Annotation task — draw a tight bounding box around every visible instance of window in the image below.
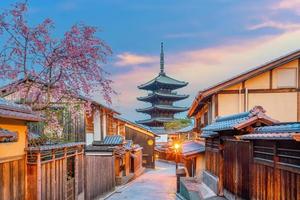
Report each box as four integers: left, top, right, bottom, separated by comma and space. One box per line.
276, 68, 297, 88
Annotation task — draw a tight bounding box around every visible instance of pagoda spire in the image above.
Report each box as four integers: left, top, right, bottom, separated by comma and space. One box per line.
160, 42, 165, 75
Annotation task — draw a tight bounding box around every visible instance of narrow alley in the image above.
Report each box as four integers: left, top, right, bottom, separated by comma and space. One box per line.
106, 161, 178, 200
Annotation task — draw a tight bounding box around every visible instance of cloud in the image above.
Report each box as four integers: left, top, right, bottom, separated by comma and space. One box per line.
114, 52, 157, 67
247, 20, 300, 31
94, 29, 300, 121
273, 0, 300, 14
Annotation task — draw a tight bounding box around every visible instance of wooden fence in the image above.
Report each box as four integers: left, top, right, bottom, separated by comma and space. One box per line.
250, 140, 300, 200
0, 156, 25, 200
84, 155, 115, 200
26, 143, 84, 200
223, 140, 250, 199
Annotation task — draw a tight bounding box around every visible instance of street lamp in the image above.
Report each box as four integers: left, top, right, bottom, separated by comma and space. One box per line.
174, 143, 180, 170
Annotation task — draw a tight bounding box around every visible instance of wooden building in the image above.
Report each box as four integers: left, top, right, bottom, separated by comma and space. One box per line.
188, 50, 300, 133
181, 141, 205, 178
0, 98, 42, 200
26, 142, 85, 200
200, 106, 300, 200
116, 117, 158, 169
85, 101, 121, 145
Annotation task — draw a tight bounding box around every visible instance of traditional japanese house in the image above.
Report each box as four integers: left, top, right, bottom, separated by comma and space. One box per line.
116, 116, 158, 168
84, 99, 121, 145
181, 141, 206, 178
201, 106, 277, 198
136, 43, 189, 139
188, 50, 300, 135
0, 98, 42, 200
239, 123, 300, 200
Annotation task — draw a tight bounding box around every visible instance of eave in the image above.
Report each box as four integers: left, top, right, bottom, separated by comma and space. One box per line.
188, 49, 300, 117
136, 105, 189, 113
137, 92, 189, 102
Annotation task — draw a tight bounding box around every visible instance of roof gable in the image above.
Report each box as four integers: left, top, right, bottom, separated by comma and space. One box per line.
188, 49, 300, 117
201, 106, 278, 138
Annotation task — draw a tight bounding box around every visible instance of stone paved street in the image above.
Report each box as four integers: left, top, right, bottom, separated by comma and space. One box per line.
105, 161, 178, 200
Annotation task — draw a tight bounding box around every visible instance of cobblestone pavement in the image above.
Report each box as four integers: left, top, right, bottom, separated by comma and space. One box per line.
105, 161, 178, 200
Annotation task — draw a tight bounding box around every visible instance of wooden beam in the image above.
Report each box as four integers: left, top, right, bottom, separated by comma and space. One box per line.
74, 150, 79, 200
215, 94, 218, 118
219, 88, 299, 94
270, 69, 273, 89
37, 152, 41, 200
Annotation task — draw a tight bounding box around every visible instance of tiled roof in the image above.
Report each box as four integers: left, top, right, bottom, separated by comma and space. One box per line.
0, 98, 42, 121
136, 117, 174, 125
182, 141, 205, 157
201, 106, 277, 138
240, 122, 300, 140
137, 92, 189, 102
202, 111, 250, 132
136, 104, 188, 113
103, 135, 124, 145
26, 142, 85, 151
138, 74, 188, 90
254, 122, 300, 133
114, 116, 158, 137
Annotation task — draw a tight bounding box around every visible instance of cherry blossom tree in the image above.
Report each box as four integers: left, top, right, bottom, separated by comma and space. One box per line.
0, 2, 114, 141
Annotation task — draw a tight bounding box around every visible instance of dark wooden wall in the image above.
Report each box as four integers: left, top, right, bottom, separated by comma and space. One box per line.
224, 140, 250, 199
205, 138, 220, 176
250, 140, 300, 200
0, 157, 25, 200
84, 155, 115, 200
125, 127, 155, 168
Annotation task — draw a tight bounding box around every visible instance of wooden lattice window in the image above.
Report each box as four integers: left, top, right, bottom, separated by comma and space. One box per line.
277, 141, 300, 171
253, 140, 274, 165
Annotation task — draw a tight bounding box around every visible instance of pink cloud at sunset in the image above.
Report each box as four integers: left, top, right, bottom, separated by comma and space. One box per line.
275, 0, 300, 13
115, 52, 156, 67
98, 28, 300, 121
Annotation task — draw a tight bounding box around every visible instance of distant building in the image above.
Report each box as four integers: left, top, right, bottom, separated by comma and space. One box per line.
137, 43, 189, 136
188, 50, 300, 135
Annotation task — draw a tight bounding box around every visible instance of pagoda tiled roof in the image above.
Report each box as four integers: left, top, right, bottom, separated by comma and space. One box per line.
138, 74, 188, 90
136, 117, 174, 125
136, 104, 188, 113
137, 92, 189, 102
240, 122, 300, 140
201, 106, 278, 138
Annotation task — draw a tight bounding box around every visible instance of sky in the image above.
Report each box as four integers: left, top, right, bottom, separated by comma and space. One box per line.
1, 0, 300, 121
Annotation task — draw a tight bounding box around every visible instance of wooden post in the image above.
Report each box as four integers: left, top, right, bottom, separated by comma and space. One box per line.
51, 150, 56, 200
218, 143, 224, 196
63, 148, 67, 200
273, 142, 280, 200
74, 149, 79, 200
36, 152, 41, 200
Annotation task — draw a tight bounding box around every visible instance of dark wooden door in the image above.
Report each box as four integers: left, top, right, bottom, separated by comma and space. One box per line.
224, 140, 250, 199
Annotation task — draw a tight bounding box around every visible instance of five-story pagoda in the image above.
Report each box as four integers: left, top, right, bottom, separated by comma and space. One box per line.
136, 43, 189, 132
